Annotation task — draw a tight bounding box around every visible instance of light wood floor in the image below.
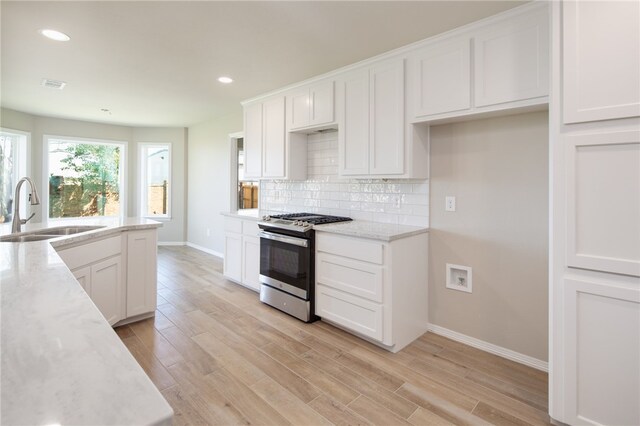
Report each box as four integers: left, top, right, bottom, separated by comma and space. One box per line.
115, 246, 550, 426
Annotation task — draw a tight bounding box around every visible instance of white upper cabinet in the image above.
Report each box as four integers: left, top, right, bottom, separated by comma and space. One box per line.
288, 90, 310, 130
338, 69, 370, 176
287, 80, 335, 131
563, 0, 640, 123
409, 36, 471, 117
262, 97, 286, 178
338, 59, 406, 177
370, 59, 405, 175
474, 6, 549, 108
243, 96, 306, 180
408, 3, 549, 122
243, 102, 263, 179
310, 81, 335, 125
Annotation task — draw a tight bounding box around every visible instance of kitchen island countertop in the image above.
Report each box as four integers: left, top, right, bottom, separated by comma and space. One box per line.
0, 217, 173, 426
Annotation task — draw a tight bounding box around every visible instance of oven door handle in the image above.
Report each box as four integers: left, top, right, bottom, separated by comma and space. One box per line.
258, 231, 309, 248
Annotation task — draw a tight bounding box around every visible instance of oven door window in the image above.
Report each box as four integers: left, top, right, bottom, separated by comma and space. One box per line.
260, 236, 310, 298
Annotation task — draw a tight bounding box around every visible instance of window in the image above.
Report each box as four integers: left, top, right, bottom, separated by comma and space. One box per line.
45, 136, 126, 218
236, 137, 259, 210
0, 128, 29, 223
139, 143, 170, 218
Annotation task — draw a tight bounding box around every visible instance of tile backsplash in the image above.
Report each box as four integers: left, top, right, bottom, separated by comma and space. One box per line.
259, 131, 429, 227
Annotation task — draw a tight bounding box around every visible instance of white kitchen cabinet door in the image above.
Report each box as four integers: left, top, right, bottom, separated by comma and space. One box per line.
565, 130, 640, 277
262, 97, 286, 178
126, 229, 158, 317
563, 1, 640, 123
338, 69, 370, 176
310, 81, 334, 126
72, 266, 91, 293
474, 7, 549, 108
411, 37, 471, 117
243, 102, 263, 179
562, 279, 640, 426
316, 285, 383, 342
224, 233, 242, 283
90, 256, 124, 326
369, 58, 405, 175
242, 235, 261, 291
288, 90, 310, 130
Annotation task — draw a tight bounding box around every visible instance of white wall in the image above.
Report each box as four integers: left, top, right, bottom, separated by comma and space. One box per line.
429, 111, 549, 361
0, 108, 187, 243
187, 109, 242, 255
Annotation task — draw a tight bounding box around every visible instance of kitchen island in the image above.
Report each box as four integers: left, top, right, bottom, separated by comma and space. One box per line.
0, 218, 173, 426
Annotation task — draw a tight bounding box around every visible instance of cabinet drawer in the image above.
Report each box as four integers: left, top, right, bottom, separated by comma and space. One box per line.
316, 252, 383, 302
225, 217, 243, 233
242, 220, 260, 237
316, 285, 383, 341
316, 232, 383, 264
57, 235, 121, 271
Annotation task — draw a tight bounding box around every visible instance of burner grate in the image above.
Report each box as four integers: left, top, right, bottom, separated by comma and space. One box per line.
270, 212, 352, 225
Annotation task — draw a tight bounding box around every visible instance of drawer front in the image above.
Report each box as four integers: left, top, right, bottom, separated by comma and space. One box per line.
316, 285, 383, 341
224, 217, 243, 233
316, 252, 383, 302
242, 220, 260, 237
57, 235, 122, 271
316, 232, 383, 265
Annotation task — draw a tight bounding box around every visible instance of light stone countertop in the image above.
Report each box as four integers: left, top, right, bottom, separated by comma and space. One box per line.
220, 209, 260, 221
0, 217, 173, 426
313, 220, 429, 242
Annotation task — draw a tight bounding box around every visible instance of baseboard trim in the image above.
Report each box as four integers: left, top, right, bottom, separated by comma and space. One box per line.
157, 241, 186, 246
427, 323, 548, 372
185, 242, 224, 259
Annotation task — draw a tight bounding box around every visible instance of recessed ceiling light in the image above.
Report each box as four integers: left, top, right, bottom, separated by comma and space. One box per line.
39, 29, 70, 42
218, 76, 233, 84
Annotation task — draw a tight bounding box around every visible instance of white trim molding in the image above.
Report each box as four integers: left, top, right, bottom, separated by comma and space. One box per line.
427, 323, 548, 372
185, 242, 224, 259
157, 241, 185, 246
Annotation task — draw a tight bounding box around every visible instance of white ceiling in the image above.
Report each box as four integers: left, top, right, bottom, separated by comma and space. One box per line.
1, 1, 525, 128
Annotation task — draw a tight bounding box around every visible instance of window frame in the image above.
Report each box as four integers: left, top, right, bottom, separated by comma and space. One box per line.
229, 131, 259, 213
43, 134, 127, 220
0, 127, 31, 219
138, 142, 172, 219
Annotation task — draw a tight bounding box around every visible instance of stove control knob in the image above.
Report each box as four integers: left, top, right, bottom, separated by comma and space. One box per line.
302, 221, 310, 227
262, 215, 271, 221
295, 220, 302, 226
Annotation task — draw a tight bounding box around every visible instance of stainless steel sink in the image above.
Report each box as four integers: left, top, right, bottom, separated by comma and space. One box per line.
1, 225, 106, 242
33, 226, 105, 235
0, 234, 60, 243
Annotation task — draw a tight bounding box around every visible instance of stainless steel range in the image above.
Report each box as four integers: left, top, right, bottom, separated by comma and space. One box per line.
257, 213, 352, 322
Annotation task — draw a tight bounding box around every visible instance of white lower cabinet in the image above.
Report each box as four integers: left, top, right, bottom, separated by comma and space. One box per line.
315, 231, 429, 352
126, 230, 158, 317
71, 259, 124, 326
223, 233, 243, 282
242, 235, 261, 291
90, 256, 124, 325
56, 228, 158, 326
223, 217, 261, 291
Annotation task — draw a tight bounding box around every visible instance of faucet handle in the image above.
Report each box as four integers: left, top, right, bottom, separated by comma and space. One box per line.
20, 213, 36, 225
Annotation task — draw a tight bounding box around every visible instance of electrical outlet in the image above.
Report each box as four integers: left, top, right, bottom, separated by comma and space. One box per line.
445, 196, 456, 212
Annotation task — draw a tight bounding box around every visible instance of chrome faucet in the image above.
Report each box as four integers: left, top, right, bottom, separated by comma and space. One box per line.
12, 177, 41, 233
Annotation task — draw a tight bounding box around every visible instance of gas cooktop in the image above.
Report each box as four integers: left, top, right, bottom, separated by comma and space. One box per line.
258, 212, 352, 233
